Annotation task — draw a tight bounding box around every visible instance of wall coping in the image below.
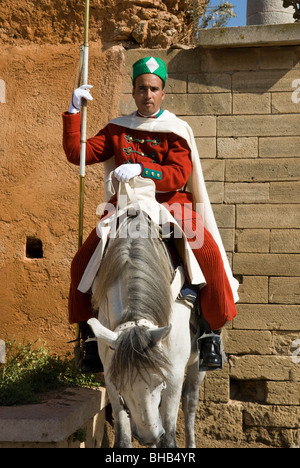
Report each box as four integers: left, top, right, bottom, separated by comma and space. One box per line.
0, 387, 107, 443
197, 23, 300, 49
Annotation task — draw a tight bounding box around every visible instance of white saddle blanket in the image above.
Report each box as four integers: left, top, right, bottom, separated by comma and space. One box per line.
77, 176, 206, 295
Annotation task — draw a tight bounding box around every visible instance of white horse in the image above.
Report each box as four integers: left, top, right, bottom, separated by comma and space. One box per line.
88, 184, 206, 448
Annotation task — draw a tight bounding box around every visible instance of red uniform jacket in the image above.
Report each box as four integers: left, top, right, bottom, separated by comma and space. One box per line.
62, 112, 194, 211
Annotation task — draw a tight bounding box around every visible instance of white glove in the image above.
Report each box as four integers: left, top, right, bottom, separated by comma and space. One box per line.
68, 84, 93, 114
114, 164, 142, 183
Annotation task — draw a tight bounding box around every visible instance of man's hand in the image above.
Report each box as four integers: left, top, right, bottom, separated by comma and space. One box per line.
114, 164, 142, 183
68, 85, 93, 114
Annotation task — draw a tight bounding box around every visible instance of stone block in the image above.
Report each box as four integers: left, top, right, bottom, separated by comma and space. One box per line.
166, 74, 187, 94
269, 277, 300, 304
212, 204, 235, 228
217, 137, 258, 159
195, 402, 244, 443
236, 205, 300, 229
165, 93, 231, 116
235, 229, 270, 253
219, 228, 235, 252
270, 229, 300, 253
266, 382, 300, 405
243, 404, 300, 429
225, 159, 300, 182
182, 116, 216, 137
206, 182, 224, 203
203, 367, 230, 403
190, 93, 231, 116
200, 47, 260, 72
197, 24, 300, 49
232, 69, 300, 93
188, 73, 231, 93
272, 92, 300, 114
0, 387, 108, 447
236, 275, 269, 303
233, 304, 300, 331
259, 46, 295, 70
196, 138, 216, 159
269, 181, 300, 203
225, 329, 272, 355
225, 183, 269, 204
218, 114, 300, 137
259, 136, 300, 158
202, 159, 225, 181
233, 253, 300, 276
233, 93, 271, 114
229, 355, 294, 381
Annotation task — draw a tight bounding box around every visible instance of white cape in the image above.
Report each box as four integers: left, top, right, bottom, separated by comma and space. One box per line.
105, 110, 239, 303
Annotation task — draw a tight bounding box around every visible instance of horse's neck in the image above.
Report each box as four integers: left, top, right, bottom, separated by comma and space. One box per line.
104, 278, 127, 330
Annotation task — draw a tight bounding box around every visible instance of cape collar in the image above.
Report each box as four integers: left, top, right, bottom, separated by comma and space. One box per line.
136, 108, 164, 119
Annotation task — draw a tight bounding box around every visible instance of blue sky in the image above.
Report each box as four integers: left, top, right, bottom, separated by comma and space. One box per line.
209, 0, 247, 27
227, 0, 247, 27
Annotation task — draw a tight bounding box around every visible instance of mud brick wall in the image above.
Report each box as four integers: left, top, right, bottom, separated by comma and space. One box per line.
121, 39, 300, 447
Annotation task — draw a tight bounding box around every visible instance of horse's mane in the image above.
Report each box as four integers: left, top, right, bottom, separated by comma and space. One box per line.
92, 231, 173, 328
92, 219, 173, 388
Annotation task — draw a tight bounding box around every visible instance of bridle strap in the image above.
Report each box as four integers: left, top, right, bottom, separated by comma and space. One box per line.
114, 319, 158, 333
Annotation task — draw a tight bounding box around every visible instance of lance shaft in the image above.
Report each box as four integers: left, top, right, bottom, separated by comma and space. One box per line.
78, 0, 90, 249
75, 0, 90, 356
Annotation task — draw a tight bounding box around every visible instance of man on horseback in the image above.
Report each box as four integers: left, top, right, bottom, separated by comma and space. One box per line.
62, 57, 239, 373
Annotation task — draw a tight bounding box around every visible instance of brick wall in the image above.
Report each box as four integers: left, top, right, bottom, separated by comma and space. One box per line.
122, 40, 300, 447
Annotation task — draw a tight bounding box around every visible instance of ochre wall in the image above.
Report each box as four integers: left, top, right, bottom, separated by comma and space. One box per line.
0, 43, 125, 354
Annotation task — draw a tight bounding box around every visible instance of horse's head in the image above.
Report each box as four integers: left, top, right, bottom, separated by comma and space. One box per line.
88, 318, 171, 446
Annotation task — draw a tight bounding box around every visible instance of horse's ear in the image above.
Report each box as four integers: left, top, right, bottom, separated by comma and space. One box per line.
150, 324, 172, 345
88, 318, 120, 347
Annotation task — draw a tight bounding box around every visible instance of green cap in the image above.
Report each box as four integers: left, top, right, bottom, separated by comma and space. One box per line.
132, 57, 168, 84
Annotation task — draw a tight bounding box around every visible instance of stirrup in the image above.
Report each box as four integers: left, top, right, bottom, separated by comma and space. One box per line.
197, 332, 227, 372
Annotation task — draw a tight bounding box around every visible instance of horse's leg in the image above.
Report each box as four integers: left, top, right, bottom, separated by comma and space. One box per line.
104, 380, 133, 448
157, 377, 184, 448
182, 356, 206, 448
97, 340, 133, 448
157, 301, 192, 448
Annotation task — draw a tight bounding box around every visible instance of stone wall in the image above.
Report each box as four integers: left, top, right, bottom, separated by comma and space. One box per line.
120, 28, 300, 447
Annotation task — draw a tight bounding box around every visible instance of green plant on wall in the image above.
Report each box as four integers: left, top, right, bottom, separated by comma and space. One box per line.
0, 340, 100, 406
185, 0, 236, 42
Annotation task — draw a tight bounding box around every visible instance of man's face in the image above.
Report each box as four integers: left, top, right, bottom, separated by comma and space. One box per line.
132, 74, 166, 116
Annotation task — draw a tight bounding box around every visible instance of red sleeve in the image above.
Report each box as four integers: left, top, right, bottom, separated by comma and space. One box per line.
62, 112, 114, 165
140, 135, 192, 192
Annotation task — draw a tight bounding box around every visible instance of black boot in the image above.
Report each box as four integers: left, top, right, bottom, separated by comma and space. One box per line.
79, 322, 104, 373
197, 331, 224, 372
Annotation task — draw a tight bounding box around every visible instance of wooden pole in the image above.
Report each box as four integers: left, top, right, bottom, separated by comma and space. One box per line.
74, 0, 90, 361
78, 0, 90, 249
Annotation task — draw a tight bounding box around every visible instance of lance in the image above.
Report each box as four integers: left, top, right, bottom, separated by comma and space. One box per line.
79, 0, 90, 249
74, 0, 90, 362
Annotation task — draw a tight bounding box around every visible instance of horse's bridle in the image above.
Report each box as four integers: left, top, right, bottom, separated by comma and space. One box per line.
114, 319, 158, 333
